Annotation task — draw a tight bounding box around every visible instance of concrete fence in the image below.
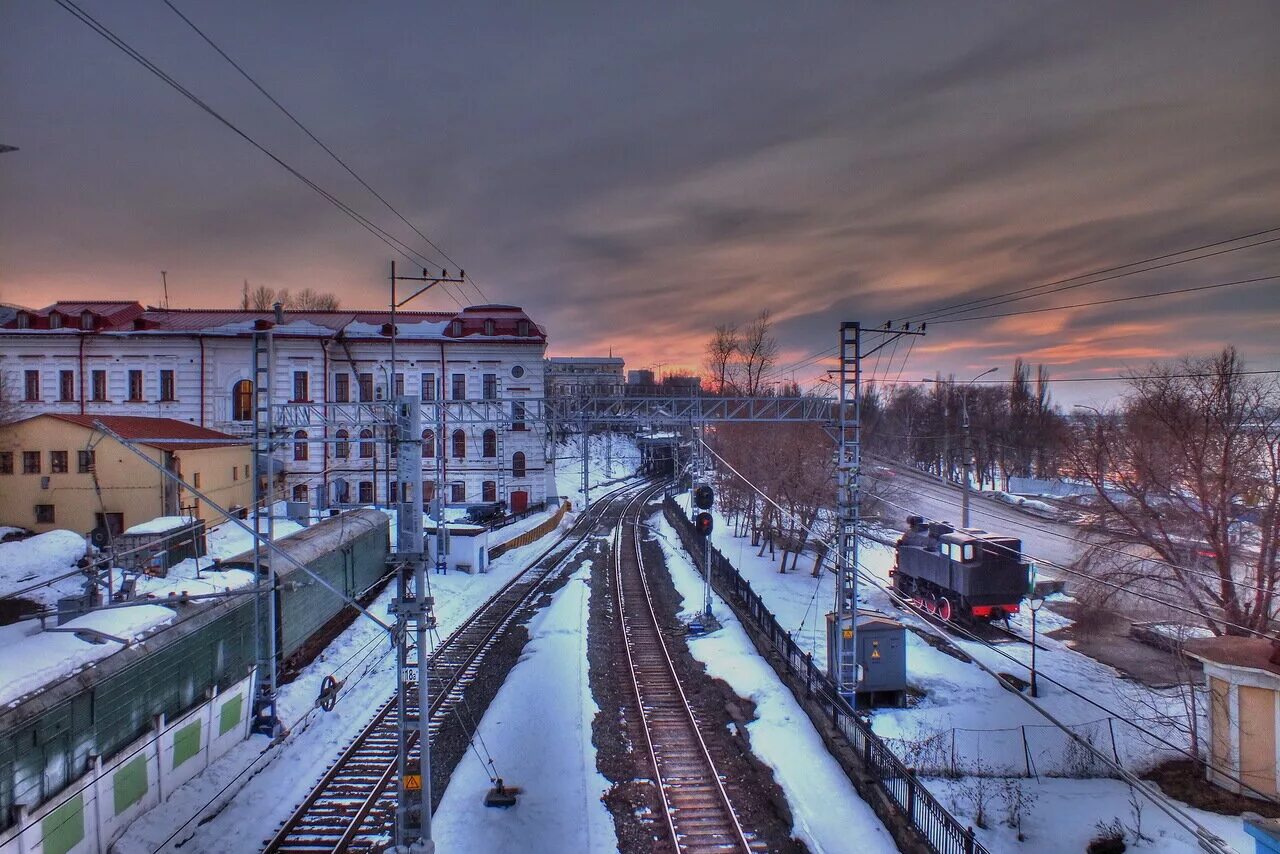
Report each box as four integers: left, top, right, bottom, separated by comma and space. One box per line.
1, 671, 254, 854
488, 501, 569, 560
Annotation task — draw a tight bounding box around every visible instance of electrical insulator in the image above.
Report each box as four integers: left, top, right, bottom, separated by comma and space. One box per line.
694, 511, 714, 537
693, 485, 714, 510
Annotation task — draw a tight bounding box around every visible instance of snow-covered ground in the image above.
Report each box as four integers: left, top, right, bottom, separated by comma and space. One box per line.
649, 512, 899, 854
114, 506, 586, 853
434, 553, 616, 853
699, 501, 1252, 853
551, 432, 642, 503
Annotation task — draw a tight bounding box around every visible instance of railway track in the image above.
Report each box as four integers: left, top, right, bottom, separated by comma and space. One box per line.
614, 486, 761, 853
263, 480, 648, 853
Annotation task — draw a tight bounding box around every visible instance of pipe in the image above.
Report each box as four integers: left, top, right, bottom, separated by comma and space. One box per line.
198, 336, 206, 426
78, 333, 86, 415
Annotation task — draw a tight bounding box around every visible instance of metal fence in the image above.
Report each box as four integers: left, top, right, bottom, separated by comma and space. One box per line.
663, 497, 989, 854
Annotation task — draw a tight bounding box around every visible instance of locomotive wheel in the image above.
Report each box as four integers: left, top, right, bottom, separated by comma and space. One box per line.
938, 597, 953, 622
925, 593, 938, 615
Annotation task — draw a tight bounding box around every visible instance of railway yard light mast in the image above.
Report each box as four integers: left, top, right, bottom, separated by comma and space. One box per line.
1028, 591, 1045, 697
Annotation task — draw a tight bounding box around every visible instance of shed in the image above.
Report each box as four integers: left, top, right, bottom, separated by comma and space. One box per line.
1184, 636, 1280, 799
826, 608, 907, 708
425, 522, 490, 574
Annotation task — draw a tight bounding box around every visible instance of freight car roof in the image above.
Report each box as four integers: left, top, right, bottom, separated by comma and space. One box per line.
217, 507, 389, 573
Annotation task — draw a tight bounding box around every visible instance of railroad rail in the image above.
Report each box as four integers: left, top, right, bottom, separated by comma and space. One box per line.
263, 480, 648, 853
614, 486, 760, 853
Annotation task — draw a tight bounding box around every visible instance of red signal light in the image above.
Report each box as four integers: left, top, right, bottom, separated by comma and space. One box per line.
694, 512, 714, 537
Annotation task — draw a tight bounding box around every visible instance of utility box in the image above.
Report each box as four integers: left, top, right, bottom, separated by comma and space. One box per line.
826, 609, 908, 708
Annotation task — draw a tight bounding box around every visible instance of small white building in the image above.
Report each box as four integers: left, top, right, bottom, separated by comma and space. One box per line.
425, 522, 490, 573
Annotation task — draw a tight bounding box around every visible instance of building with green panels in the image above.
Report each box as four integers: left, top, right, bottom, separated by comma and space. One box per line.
0, 508, 388, 833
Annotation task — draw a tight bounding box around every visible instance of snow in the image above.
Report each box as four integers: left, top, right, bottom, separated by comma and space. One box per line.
434, 556, 617, 853
649, 512, 899, 854
551, 432, 642, 502
700, 500, 1251, 852
121, 515, 197, 536
0, 529, 86, 599
0, 604, 175, 708
0, 525, 25, 541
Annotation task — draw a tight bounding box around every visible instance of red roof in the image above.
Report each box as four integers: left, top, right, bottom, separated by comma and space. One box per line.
29, 414, 246, 451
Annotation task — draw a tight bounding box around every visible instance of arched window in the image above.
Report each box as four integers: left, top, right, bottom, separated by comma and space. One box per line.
292, 484, 309, 502
232, 379, 253, 421
422, 429, 436, 458
512, 451, 526, 479
335, 429, 350, 459
293, 430, 309, 461
451, 429, 466, 459
482, 429, 497, 458
360, 428, 374, 459
48, 312, 62, 330
482, 480, 497, 502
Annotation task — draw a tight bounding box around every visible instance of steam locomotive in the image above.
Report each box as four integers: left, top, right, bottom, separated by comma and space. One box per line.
892, 515, 1031, 622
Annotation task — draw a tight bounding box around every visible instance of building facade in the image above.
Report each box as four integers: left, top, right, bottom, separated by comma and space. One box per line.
0, 414, 252, 535
0, 301, 549, 514
545, 356, 625, 398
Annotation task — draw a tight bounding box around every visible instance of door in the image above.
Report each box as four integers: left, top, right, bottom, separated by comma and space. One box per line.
511, 491, 528, 513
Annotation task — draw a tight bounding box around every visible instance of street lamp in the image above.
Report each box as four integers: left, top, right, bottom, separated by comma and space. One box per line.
1027, 592, 1045, 697
923, 367, 998, 527
1074, 404, 1106, 490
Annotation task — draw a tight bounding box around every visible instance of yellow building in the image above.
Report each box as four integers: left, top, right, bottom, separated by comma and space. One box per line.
1185, 636, 1280, 799
0, 414, 252, 535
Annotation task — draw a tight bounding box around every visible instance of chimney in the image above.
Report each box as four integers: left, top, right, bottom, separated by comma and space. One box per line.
273, 302, 284, 324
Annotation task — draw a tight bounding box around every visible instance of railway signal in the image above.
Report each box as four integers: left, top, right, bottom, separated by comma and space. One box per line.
694, 484, 714, 510
694, 511, 713, 536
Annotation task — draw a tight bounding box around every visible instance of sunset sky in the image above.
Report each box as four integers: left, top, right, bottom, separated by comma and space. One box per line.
3, 1, 1278, 405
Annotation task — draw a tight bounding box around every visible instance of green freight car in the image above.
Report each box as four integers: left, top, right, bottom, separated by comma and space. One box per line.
0, 508, 388, 835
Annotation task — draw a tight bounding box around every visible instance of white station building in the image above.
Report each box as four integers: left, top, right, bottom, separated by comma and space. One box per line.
0, 301, 550, 513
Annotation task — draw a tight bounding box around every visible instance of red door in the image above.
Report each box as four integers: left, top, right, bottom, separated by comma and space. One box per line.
511, 491, 528, 513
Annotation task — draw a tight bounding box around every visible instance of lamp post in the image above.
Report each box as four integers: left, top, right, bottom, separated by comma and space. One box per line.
1074, 404, 1106, 491
923, 367, 997, 527
1028, 592, 1045, 697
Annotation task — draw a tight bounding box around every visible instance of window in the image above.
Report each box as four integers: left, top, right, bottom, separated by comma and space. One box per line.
92, 370, 107, 402
450, 482, 465, 502
421, 373, 436, 401
160, 369, 176, 401
24, 369, 39, 401
293, 430, 309, 461
511, 365, 525, 379
452, 374, 466, 400
358, 481, 374, 503
78, 450, 95, 473
422, 429, 435, 458
50, 451, 68, 474
23, 451, 40, 474
59, 370, 75, 402
512, 401, 527, 431
423, 481, 436, 503
359, 429, 374, 458
451, 429, 466, 458
293, 371, 309, 402
450, 319, 463, 336
95, 512, 123, 538
359, 373, 374, 402
292, 484, 309, 502
232, 466, 238, 482
483, 429, 496, 458
517, 320, 530, 337
393, 373, 404, 397
48, 312, 62, 330
335, 429, 350, 458
243, 464, 250, 479
334, 481, 351, 504
232, 379, 253, 421
16, 312, 29, 329
483, 319, 495, 336
962, 543, 976, 562
482, 480, 497, 502
192, 472, 202, 488
81, 310, 94, 330
333, 373, 350, 403
128, 370, 143, 402
35, 505, 55, 524
0, 452, 11, 474
512, 451, 526, 479
482, 373, 497, 400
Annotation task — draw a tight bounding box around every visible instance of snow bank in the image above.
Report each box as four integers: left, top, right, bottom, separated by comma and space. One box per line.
0, 529, 86, 597
122, 515, 196, 536
0, 604, 175, 708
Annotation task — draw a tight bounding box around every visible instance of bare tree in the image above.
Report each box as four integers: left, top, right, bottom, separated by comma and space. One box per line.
704, 323, 740, 395
735, 309, 779, 396
250, 285, 340, 311
250, 285, 278, 311
1069, 348, 1280, 636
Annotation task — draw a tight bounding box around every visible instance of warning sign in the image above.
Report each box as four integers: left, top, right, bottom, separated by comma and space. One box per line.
842, 628, 853, 639
404, 774, 422, 791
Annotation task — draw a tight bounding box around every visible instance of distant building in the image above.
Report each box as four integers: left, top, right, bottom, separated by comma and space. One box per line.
0, 414, 251, 535
0, 301, 549, 514
662, 374, 702, 397
545, 356, 625, 398
627, 368, 655, 388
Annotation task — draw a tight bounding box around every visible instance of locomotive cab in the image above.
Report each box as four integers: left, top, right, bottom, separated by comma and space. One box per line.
893, 515, 1030, 621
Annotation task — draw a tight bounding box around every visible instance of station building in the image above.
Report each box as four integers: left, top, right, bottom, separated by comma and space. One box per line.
0, 301, 550, 516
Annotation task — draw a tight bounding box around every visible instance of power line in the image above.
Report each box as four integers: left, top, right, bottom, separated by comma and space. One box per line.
52, 0, 464, 309
162, 0, 485, 308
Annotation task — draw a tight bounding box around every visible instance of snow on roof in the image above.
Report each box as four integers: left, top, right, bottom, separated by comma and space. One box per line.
0, 529, 85, 598
122, 515, 197, 536
1184, 636, 1280, 679
0, 604, 175, 708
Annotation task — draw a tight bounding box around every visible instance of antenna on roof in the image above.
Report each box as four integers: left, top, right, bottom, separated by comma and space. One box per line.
160, 270, 170, 309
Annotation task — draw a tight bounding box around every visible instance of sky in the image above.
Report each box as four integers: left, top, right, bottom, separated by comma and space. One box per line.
2, 1, 1279, 405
